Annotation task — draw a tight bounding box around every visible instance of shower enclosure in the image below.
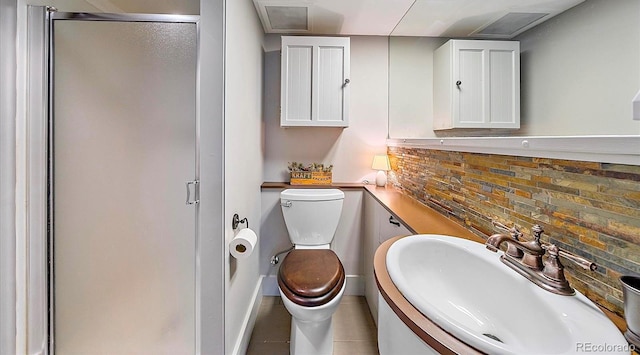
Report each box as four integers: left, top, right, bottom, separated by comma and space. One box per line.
29, 7, 201, 353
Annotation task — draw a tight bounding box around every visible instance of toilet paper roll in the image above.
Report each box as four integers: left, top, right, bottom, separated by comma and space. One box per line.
230, 228, 257, 259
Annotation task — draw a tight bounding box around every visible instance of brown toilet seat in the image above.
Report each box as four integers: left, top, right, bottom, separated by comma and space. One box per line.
278, 249, 345, 307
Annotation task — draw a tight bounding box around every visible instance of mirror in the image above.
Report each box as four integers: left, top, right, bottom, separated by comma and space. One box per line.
388, 0, 640, 138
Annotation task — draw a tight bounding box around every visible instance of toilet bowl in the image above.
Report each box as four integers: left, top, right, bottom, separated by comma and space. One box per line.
278, 189, 346, 355
278, 249, 346, 354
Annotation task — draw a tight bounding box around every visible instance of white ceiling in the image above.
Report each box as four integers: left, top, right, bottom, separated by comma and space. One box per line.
55, 0, 585, 38
254, 0, 415, 35
253, 0, 586, 37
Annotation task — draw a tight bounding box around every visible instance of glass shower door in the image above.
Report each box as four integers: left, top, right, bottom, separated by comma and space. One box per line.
51, 15, 198, 354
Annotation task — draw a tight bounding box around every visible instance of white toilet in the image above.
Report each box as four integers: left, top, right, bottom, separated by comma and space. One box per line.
278, 188, 346, 355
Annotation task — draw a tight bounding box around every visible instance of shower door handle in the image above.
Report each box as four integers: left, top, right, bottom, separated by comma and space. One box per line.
185, 180, 199, 205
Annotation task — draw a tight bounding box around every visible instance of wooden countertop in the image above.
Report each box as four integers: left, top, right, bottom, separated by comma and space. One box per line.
363, 185, 485, 244
261, 182, 629, 338
261, 182, 365, 190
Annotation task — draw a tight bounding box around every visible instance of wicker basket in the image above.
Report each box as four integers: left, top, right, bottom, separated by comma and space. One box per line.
289, 171, 333, 185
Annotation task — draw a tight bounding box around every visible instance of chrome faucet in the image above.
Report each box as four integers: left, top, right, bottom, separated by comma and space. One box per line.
486, 222, 597, 296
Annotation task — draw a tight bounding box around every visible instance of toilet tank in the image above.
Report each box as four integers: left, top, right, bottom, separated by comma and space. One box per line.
280, 189, 344, 246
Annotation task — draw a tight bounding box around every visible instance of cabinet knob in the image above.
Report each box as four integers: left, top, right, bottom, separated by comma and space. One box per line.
456, 80, 462, 87
342, 78, 350, 88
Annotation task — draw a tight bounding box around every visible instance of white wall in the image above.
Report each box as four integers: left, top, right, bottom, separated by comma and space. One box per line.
224, 0, 264, 353
200, 0, 225, 354
516, 0, 640, 136
388, 37, 447, 138
262, 35, 389, 184
387, 0, 640, 138
1, 0, 17, 354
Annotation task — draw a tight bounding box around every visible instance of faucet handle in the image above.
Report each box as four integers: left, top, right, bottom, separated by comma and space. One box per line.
510, 225, 523, 241
492, 220, 521, 238
543, 244, 568, 283
542, 244, 597, 272
542, 243, 599, 295
543, 245, 574, 296
491, 220, 510, 233
531, 225, 544, 243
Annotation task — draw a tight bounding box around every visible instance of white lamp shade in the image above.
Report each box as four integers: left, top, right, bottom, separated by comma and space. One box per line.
371, 155, 391, 171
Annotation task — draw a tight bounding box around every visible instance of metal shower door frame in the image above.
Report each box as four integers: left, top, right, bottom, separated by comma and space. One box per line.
45, 9, 201, 354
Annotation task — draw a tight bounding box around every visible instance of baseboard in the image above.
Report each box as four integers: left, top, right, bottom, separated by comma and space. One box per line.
262, 274, 280, 296
344, 275, 365, 295
230, 277, 263, 355
261, 274, 364, 296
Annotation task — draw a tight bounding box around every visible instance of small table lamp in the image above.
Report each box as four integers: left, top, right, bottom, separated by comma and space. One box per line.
371, 155, 391, 187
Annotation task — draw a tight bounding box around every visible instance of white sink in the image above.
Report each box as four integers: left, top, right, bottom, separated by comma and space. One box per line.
386, 234, 628, 355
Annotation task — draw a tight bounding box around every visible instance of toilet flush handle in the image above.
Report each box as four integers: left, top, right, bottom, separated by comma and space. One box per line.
281, 200, 292, 208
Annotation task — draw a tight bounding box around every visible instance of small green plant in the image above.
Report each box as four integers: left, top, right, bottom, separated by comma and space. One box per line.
287, 162, 333, 173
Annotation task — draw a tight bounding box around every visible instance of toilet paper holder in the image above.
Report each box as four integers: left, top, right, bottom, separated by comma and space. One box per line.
232, 213, 249, 230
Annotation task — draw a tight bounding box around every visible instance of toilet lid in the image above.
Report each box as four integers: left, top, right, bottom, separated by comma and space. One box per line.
278, 249, 345, 307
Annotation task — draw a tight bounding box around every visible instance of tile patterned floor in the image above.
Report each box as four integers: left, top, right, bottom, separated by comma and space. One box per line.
247, 296, 379, 355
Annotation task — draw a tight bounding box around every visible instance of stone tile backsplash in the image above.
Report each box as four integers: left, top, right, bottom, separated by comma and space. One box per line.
387, 146, 640, 316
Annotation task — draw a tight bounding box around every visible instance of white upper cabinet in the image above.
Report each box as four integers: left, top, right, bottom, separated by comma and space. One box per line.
433, 40, 520, 130
281, 36, 350, 127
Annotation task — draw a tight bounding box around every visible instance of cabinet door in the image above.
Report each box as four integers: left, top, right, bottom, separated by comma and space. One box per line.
453, 40, 520, 129
455, 46, 486, 126
434, 39, 519, 130
363, 193, 379, 324
315, 41, 349, 125
281, 43, 313, 123
364, 194, 412, 326
281, 36, 350, 127
378, 211, 412, 244
488, 47, 519, 126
